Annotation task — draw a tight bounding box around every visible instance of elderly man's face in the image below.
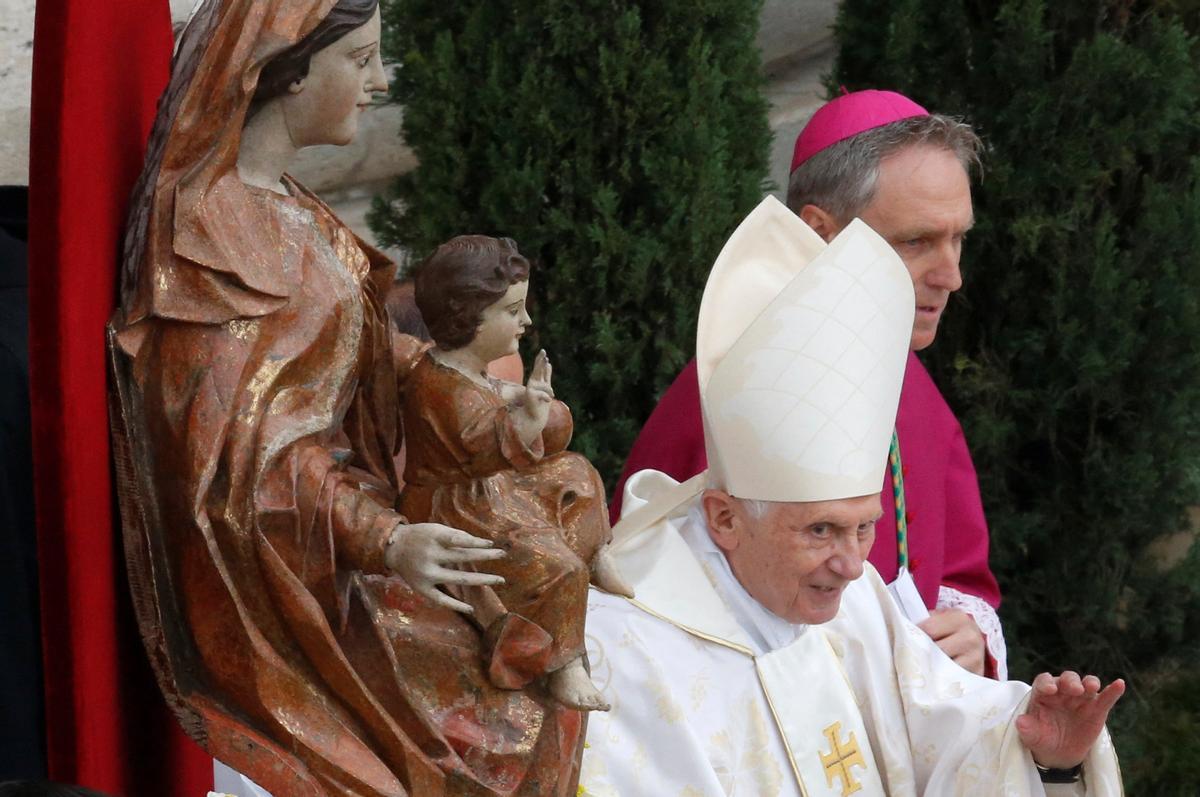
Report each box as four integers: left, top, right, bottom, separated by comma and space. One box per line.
858, 144, 974, 351
702, 491, 881, 625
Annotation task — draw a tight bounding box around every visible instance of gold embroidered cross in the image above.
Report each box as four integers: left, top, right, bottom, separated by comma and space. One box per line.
819, 721, 866, 796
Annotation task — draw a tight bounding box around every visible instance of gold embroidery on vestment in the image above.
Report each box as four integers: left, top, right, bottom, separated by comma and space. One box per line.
820, 721, 867, 796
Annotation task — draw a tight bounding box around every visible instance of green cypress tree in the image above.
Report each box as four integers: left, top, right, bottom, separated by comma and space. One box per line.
372, 0, 771, 481
832, 1, 1200, 788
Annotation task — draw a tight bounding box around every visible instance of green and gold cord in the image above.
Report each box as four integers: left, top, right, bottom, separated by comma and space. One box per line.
888, 429, 909, 570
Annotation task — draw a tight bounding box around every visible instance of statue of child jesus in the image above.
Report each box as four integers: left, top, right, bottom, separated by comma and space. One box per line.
400, 235, 631, 711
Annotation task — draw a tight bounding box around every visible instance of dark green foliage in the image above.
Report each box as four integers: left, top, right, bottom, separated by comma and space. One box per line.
372, 0, 771, 480
1112, 664, 1200, 794
832, 0, 1200, 787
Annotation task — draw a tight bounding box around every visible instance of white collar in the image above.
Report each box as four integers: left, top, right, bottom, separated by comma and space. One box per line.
681, 502, 808, 655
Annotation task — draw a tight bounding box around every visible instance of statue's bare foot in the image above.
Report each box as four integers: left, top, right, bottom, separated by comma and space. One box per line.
591, 547, 634, 598
548, 657, 610, 711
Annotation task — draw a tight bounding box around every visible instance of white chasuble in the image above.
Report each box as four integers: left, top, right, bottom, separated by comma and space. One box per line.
579, 470, 1123, 797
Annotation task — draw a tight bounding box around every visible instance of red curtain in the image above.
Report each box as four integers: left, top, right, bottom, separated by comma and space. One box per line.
28, 2, 212, 794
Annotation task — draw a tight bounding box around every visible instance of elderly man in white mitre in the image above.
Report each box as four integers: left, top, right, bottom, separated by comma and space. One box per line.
579, 197, 1124, 797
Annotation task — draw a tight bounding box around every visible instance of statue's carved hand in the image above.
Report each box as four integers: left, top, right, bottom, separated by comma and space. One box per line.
526, 349, 554, 400
512, 350, 554, 443
385, 522, 506, 614
497, 380, 525, 404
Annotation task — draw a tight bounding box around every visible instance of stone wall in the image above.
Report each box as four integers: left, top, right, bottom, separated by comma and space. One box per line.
1, 0, 838, 242
0, 0, 34, 186
761, 0, 838, 202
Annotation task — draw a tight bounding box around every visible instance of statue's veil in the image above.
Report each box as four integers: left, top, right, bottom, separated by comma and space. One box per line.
117, 0, 336, 350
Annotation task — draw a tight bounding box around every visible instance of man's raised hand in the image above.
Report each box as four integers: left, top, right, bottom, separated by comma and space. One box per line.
1016, 671, 1125, 770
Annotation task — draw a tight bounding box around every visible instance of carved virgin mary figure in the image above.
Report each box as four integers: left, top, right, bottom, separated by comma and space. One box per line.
109, 1, 585, 794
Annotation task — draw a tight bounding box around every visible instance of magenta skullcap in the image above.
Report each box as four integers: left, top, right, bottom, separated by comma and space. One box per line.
790, 89, 929, 173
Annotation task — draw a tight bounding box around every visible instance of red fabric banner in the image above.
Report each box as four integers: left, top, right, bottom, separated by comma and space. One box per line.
28, 2, 212, 794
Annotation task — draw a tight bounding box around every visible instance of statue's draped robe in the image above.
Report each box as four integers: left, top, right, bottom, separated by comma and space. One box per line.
111, 3, 581, 794
580, 470, 1123, 797
119, 177, 581, 796
400, 354, 610, 686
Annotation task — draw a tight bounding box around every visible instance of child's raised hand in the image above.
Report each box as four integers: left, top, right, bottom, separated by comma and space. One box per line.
511, 350, 553, 439
497, 380, 524, 404
527, 349, 554, 400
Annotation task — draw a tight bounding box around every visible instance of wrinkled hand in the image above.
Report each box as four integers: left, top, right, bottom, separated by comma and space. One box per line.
385, 522, 506, 614
1017, 671, 1125, 769
918, 608, 986, 676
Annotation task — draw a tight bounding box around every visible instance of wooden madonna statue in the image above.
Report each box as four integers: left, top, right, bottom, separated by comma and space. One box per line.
108, 1, 620, 794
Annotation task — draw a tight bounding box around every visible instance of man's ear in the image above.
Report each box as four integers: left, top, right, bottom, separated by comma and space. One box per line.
702, 489, 741, 553
798, 204, 840, 243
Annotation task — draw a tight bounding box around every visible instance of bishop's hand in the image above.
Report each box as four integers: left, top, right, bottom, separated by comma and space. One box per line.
385, 522, 506, 614
918, 609, 986, 676
1016, 671, 1125, 770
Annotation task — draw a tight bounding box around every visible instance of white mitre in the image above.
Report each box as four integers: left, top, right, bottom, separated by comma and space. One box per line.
612, 196, 914, 546
698, 196, 914, 502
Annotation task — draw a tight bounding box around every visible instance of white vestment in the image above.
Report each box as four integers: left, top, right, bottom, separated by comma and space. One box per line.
579, 471, 1123, 797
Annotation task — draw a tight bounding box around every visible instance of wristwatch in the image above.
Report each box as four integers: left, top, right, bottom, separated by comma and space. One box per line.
1036, 762, 1083, 784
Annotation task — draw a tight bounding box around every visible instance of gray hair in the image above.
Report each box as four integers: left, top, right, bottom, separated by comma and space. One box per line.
706, 473, 776, 520
786, 114, 983, 223
740, 497, 775, 521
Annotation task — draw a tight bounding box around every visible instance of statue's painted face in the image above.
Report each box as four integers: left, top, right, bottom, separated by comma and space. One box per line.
709, 493, 880, 625
472, 280, 532, 363
280, 6, 387, 147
